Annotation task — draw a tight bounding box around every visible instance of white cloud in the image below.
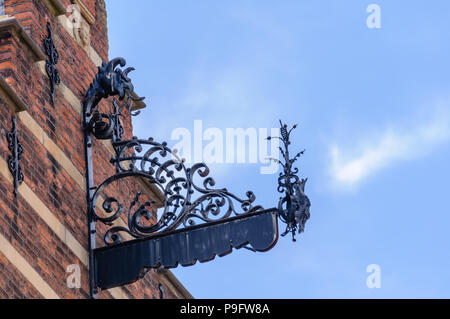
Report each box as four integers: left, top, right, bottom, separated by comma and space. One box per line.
329, 107, 450, 189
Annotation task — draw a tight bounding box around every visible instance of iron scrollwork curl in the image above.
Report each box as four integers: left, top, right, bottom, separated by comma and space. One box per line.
91, 137, 264, 245
88, 99, 132, 142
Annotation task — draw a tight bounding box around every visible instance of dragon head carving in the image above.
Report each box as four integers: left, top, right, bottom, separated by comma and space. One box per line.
84, 58, 144, 114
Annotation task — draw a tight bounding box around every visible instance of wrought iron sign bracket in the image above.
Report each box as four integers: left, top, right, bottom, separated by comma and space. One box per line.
6, 117, 24, 197
82, 58, 310, 298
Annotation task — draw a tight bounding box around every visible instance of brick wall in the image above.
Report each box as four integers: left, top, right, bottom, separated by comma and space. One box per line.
0, 0, 191, 299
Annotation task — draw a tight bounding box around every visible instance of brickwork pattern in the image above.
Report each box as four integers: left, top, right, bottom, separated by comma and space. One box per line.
0, 0, 188, 299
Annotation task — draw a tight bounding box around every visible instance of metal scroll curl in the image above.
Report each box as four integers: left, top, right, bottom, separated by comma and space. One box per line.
91, 137, 264, 246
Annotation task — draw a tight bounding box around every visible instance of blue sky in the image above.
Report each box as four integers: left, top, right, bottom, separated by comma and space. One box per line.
106, 0, 450, 298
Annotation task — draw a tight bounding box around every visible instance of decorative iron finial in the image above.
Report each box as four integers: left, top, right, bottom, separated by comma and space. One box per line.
268, 120, 310, 241
6, 117, 24, 197
43, 22, 60, 104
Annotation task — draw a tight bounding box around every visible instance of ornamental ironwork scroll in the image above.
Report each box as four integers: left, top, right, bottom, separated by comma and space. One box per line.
6, 117, 24, 197
82, 57, 309, 297
43, 22, 60, 104
84, 58, 264, 245
94, 137, 265, 246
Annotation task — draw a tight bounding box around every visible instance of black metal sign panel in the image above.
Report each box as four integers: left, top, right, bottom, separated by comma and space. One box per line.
94, 209, 278, 291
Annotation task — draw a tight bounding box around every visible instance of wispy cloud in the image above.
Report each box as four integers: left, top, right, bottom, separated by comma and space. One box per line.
329, 107, 450, 189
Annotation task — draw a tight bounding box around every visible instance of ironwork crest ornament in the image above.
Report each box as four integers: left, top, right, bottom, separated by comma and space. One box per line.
83, 57, 310, 297
268, 121, 310, 241
6, 117, 24, 197
43, 22, 60, 104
